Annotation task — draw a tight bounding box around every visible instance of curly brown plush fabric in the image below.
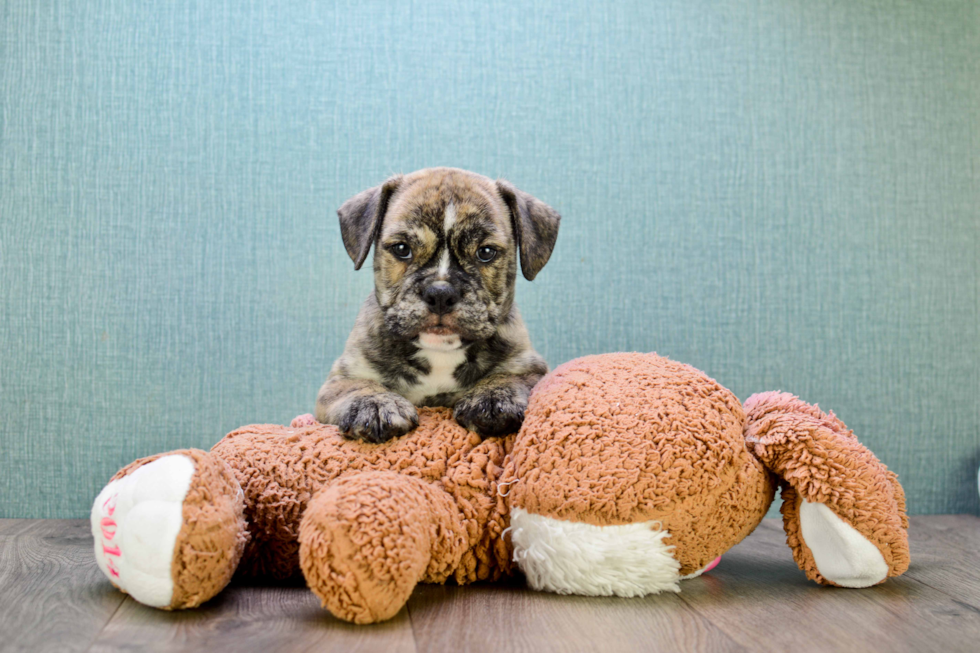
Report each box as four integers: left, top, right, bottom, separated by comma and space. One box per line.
299, 472, 469, 623
505, 353, 775, 574
111, 449, 247, 609
210, 408, 513, 584
743, 391, 910, 585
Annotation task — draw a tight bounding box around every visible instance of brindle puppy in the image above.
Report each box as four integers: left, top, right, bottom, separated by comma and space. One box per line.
316, 167, 560, 443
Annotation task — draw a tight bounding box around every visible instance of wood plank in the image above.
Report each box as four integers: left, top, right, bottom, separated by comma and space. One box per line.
674, 519, 980, 653
0, 519, 126, 653
88, 577, 417, 653
407, 576, 745, 653
0, 519, 37, 536
902, 515, 980, 609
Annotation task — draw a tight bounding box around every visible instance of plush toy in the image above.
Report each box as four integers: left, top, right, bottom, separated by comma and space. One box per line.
91, 353, 909, 624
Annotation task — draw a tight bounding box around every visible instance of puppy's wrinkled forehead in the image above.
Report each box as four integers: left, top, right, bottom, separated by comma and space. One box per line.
381, 169, 513, 248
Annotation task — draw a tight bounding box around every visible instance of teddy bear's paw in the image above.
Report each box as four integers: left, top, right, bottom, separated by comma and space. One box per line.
509, 508, 681, 597
797, 499, 889, 588
91, 455, 195, 607
92, 450, 248, 609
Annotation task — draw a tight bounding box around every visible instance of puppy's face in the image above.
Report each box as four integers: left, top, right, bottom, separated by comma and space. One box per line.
375, 171, 518, 343
338, 168, 560, 346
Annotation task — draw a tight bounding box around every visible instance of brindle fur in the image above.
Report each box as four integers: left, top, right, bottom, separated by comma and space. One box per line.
317, 167, 560, 442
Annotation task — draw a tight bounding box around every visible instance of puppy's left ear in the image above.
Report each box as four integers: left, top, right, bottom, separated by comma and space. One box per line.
496, 180, 561, 281
338, 175, 403, 270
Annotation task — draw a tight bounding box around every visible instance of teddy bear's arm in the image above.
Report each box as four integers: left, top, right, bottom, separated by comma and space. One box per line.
297, 471, 469, 624
743, 391, 910, 588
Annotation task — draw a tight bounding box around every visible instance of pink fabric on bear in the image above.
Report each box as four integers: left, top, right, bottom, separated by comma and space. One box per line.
290, 414, 318, 428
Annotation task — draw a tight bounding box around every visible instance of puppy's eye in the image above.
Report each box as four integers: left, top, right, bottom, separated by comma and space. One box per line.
389, 243, 412, 261
476, 246, 497, 263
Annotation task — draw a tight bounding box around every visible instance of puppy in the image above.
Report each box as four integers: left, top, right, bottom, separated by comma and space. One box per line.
316, 167, 560, 443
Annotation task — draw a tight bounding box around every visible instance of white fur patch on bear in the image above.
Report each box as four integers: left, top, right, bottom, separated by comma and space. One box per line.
509, 508, 681, 597
799, 499, 889, 588
90, 455, 195, 607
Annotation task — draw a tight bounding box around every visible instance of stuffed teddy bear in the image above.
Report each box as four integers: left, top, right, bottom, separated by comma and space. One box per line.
90, 353, 909, 624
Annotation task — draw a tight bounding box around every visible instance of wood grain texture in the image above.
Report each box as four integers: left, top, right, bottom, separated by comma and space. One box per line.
407, 579, 744, 653
1, 517, 978, 652
902, 514, 980, 609
89, 584, 416, 653
0, 520, 125, 653
675, 519, 980, 653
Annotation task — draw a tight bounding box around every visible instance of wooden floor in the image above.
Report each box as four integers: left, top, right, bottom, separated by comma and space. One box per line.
1, 516, 978, 653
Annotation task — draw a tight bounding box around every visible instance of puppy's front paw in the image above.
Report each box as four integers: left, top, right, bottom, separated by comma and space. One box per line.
453, 386, 527, 438
339, 393, 419, 443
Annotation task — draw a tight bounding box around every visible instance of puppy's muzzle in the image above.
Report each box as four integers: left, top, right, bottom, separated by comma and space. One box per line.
422, 281, 459, 316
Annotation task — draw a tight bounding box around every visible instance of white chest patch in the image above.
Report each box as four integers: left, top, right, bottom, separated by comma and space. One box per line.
402, 337, 467, 403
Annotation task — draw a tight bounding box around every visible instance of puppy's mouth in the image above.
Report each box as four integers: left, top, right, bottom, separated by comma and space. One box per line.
415, 315, 465, 349
421, 325, 458, 336
419, 314, 460, 336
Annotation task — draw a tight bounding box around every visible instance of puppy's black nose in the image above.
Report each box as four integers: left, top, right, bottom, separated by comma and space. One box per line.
423, 282, 459, 315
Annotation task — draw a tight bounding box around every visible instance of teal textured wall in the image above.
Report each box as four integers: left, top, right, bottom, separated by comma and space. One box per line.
1, 1, 978, 518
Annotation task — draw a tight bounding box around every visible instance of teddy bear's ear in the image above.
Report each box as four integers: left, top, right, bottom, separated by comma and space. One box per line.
496, 179, 561, 281
743, 391, 910, 588
338, 175, 403, 270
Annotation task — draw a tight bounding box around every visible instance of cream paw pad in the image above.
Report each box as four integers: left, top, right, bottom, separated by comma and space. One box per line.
798, 499, 889, 588
91, 455, 195, 606
91, 449, 248, 609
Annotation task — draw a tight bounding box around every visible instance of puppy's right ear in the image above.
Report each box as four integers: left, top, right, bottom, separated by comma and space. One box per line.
338, 175, 403, 270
